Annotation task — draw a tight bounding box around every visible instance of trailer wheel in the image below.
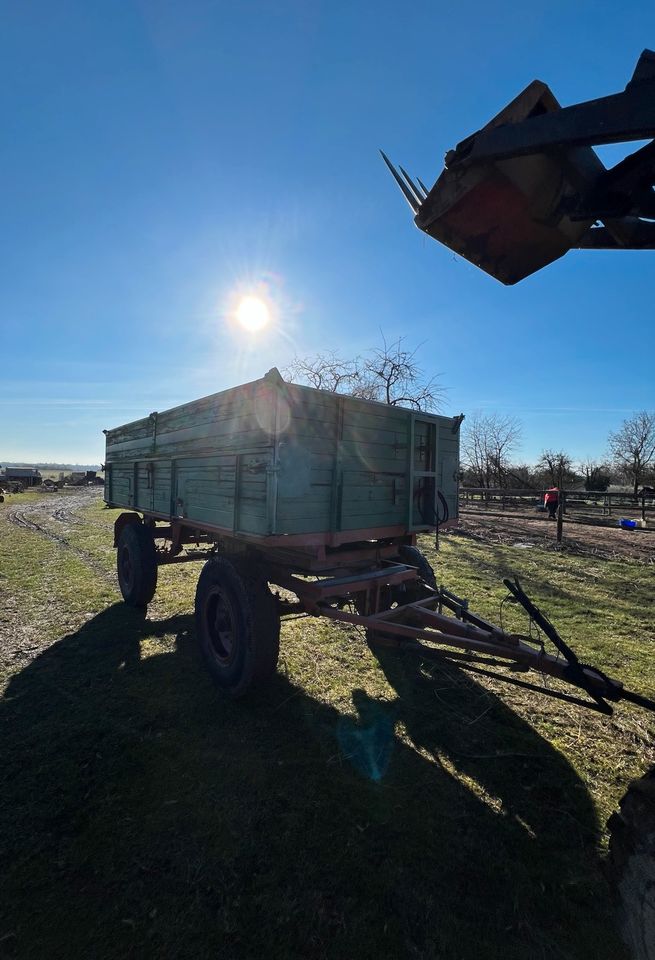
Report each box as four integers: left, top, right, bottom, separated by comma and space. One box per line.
398, 545, 437, 589
116, 522, 158, 607
608, 769, 655, 960
397, 545, 437, 605
194, 557, 280, 697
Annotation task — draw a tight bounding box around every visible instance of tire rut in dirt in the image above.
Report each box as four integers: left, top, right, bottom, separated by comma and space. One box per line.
5, 495, 114, 585
52, 507, 83, 524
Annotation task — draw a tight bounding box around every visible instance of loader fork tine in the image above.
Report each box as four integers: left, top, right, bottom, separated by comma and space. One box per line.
380, 150, 420, 213
398, 165, 426, 204
417, 177, 431, 198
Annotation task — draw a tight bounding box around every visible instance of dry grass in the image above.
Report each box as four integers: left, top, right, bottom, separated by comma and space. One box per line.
1, 489, 654, 959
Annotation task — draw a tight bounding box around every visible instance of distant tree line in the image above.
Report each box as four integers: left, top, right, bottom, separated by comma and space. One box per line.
0, 461, 102, 472
461, 412, 655, 494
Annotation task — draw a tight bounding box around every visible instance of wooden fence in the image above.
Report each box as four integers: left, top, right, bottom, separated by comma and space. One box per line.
459, 487, 655, 526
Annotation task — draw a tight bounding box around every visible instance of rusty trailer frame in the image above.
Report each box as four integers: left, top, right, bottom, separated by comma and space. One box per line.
116, 510, 655, 717
267, 559, 655, 717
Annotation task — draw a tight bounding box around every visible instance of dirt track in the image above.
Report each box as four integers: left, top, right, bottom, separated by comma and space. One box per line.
5, 487, 111, 578
454, 509, 655, 563
7, 486, 102, 533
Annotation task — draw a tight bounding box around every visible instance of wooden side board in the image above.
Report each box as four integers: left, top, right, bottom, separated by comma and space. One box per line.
104, 370, 461, 541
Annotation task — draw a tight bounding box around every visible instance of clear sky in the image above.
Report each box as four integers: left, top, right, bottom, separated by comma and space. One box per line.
1, 0, 653, 465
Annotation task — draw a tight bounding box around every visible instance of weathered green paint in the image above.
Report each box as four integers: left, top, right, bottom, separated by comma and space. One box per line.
104, 369, 460, 540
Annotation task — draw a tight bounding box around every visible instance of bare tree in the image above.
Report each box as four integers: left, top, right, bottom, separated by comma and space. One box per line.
359, 336, 444, 411
284, 336, 444, 411
608, 411, 655, 496
505, 463, 538, 489
461, 412, 522, 488
536, 449, 577, 487
579, 458, 612, 492
283, 351, 361, 395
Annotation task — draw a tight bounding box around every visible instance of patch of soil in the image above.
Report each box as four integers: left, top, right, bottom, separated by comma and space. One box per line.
451, 511, 655, 563
4, 487, 112, 579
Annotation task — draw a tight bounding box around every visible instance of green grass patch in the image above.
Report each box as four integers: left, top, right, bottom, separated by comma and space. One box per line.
1, 498, 653, 958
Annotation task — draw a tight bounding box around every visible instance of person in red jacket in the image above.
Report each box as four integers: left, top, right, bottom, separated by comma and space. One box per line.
544, 486, 559, 520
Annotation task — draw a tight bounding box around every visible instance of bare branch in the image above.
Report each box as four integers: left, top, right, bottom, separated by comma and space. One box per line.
608, 411, 655, 496
536, 449, 576, 487
283, 352, 361, 394
579, 458, 612, 491
283, 336, 445, 411
461, 412, 522, 488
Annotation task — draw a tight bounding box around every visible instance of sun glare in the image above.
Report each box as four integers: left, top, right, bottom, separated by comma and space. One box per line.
236, 295, 270, 333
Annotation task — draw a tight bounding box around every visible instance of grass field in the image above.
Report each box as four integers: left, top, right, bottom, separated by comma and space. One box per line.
1, 490, 654, 959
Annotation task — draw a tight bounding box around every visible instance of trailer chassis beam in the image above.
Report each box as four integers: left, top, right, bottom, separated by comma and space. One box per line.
125, 513, 655, 716
286, 574, 655, 716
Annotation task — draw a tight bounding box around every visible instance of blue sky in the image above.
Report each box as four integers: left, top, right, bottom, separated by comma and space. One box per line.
1, 0, 653, 465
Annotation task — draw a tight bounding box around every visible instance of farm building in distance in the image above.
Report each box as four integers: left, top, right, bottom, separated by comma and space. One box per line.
0, 466, 42, 487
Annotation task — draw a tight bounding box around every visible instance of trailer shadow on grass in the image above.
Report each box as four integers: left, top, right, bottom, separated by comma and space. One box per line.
0, 605, 626, 960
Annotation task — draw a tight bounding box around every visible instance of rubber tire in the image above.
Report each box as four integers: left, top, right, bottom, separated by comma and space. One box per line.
194, 557, 280, 697
608, 769, 655, 960
116, 522, 158, 607
398, 545, 437, 602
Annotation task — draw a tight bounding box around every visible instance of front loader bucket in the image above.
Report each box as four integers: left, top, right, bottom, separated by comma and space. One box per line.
383, 50, 655, 284
384, 82, 595, 285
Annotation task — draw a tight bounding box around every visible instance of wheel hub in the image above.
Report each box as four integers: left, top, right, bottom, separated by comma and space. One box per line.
119, 545, 134, 589
206, 588, 237, 664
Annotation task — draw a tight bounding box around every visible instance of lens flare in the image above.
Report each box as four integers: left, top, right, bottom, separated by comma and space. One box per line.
236, 296, 270, 333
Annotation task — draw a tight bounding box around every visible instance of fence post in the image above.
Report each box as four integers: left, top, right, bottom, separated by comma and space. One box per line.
557, 492, 565, 542
556, 468, 564, 543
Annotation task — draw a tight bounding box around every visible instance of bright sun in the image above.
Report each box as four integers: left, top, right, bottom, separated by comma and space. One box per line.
236, 295, 270, 333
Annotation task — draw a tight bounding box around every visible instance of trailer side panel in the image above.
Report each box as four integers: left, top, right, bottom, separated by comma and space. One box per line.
104, 371, 460, 542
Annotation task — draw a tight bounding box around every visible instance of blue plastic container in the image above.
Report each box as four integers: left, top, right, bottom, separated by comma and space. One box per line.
619, 518, 637, 530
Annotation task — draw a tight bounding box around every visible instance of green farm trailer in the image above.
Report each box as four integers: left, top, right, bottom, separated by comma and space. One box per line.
104, 367, 460, 548
104, 367, 655, 716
